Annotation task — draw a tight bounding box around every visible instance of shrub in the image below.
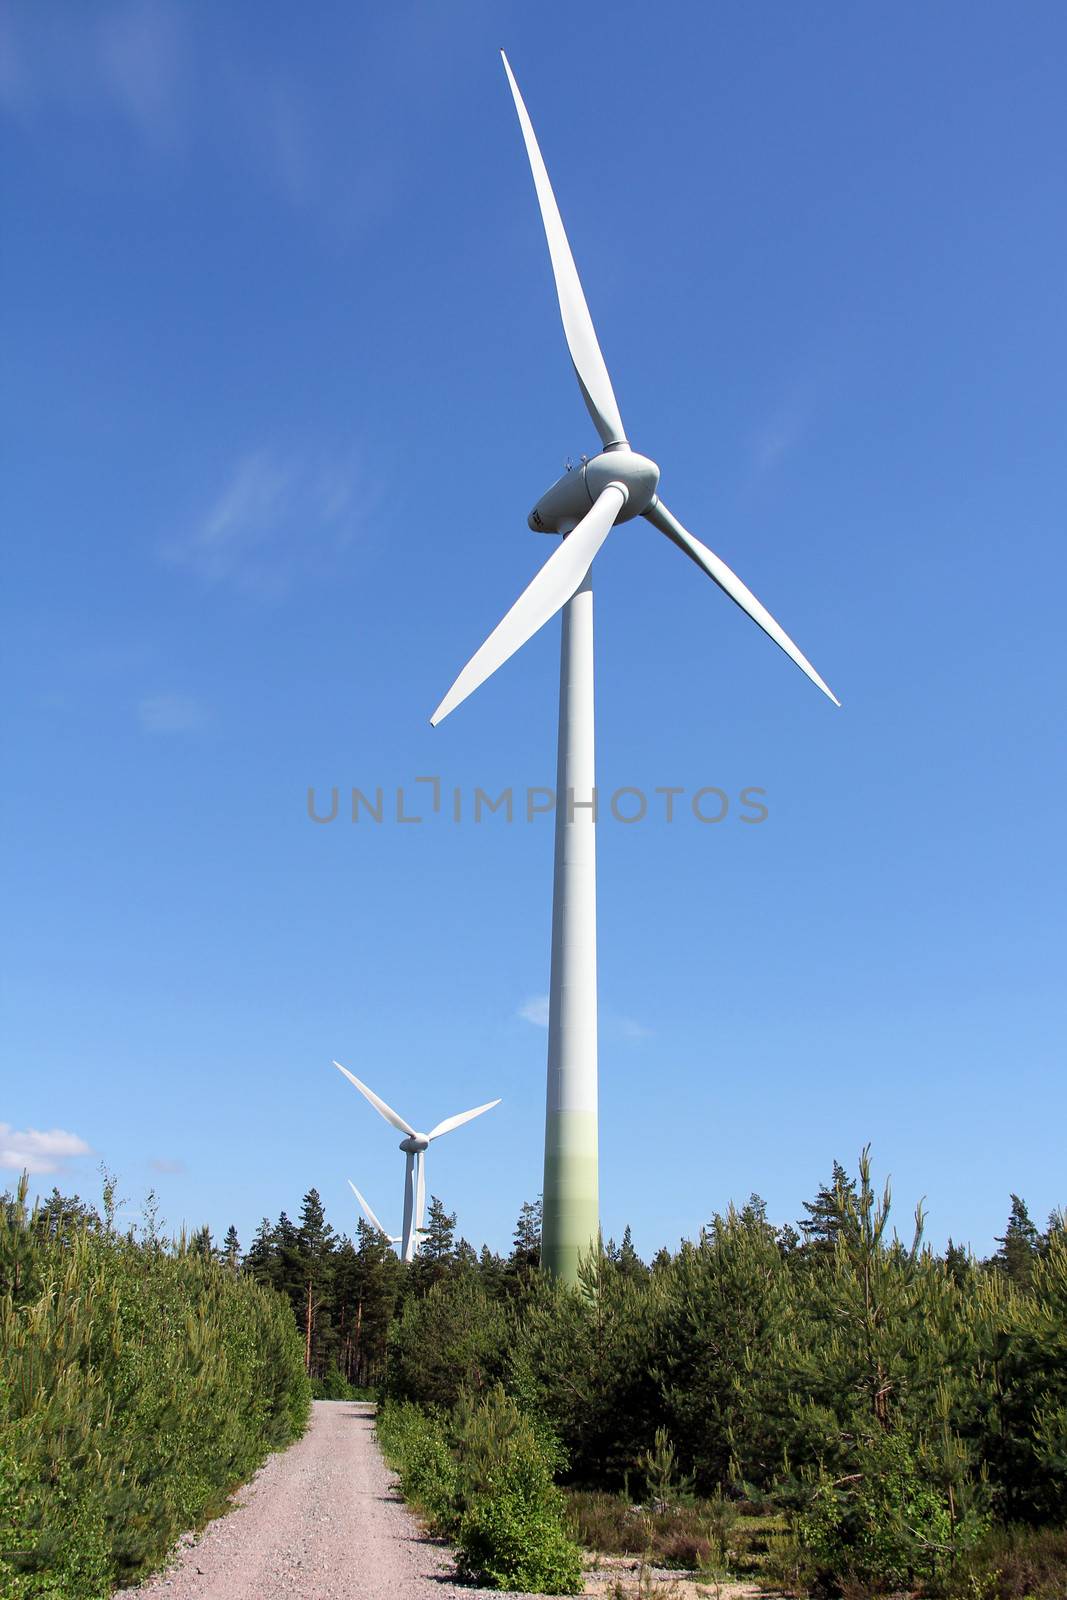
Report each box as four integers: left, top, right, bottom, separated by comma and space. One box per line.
378, 1388, 582, 1592
311, 1365, 373, 1401
939, 1523, 1067, 1600
456, 1489, 583, 1593
798, 1429, 985, 1594
0, 1180, 310, 1599
383, 1277, 508, 1410
377, 1401, 458, 1531
449, 1388, 581, 1591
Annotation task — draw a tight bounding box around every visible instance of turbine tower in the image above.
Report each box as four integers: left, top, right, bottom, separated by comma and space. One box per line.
431, 53, 839, 1285
347, 1179, 402, 1249
333, 1061, 500, 1263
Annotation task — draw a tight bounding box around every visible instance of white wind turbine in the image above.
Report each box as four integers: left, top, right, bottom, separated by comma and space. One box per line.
346, 1180, 402, 1248
431, 53, 840, 1285
333, 1061, 500, 1262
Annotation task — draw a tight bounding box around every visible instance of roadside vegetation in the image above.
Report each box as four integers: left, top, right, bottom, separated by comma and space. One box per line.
3, 1149, 1064, 1598
0, 1174, 309, 1599
367, 1151, 1066, 1598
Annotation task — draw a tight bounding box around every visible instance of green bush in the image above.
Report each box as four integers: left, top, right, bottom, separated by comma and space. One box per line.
377, 1401, 458, 1531
378, 1388, 582, 1593
798, 1428, 985, 1594
450, 1389, 581, 1593
939, 1523, 1067, 1600
456, 1488, 583, 1593
382, 1276, 508, 1409
0, 1181, 310, 1599
310, 1364, 374, 1401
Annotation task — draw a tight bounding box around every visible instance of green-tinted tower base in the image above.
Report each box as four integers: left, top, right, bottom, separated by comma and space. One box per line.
540, 567, 599, 1285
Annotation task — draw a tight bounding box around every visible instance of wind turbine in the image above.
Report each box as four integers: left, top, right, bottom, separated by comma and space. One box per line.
347, 1179, 402, 1249
430, 53, 840, 1285
333, 1061, 500, 1263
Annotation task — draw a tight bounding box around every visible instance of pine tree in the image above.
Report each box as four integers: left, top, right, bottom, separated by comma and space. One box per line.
617, 1225, 646, 1279
994, 1194, 1039, 1288
296, 1188, 337, 1378
189, 1224, 215, 1259
409, 1196, 456, 1295
944, 1237, 971, 1286
478, 1243, 508, 1298
244, 1217, 277, 1284
509, 1197, 542, 1278
1042, 1208, 1066, 1256
799, 1159, 858, 1252
420, 1196, 456, 1261
349, 1218, 403, 1386
223, 1224, 241, 1272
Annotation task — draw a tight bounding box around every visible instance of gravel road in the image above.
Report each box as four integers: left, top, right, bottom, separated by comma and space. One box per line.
114, 1400, 492, 1600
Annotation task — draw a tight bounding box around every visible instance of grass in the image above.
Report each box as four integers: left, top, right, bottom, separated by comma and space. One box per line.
566, 1489, 793, 1579
941, 1524, 1067, 1600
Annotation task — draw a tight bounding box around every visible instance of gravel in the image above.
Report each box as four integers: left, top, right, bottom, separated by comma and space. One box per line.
114, 1400, 489, 1600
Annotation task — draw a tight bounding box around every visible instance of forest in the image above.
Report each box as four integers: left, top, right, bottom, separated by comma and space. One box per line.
3, 1151, 1065, 1598
239, 1152, 1067, 1597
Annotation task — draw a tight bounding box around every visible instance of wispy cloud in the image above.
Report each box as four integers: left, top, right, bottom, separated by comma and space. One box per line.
165, 447, 365, 598
750, 383, 818, 476
0, 1123, 91, 1175
518, 996, 650, 1039
97, 0, 186, 149
0, 1, 187, 148
150, 1156, 186, 1175
615, 1014, 653, 1042
518, 995, 550, 1028
137, 692, 204, 733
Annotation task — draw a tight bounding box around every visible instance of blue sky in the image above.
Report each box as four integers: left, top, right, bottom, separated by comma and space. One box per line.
3, 1, 1064, 1260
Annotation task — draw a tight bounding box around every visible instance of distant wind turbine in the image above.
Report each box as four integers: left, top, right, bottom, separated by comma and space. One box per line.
430, 52, 839, 1284
333, 1061, 500, 1262
347, 1179, 402, 1247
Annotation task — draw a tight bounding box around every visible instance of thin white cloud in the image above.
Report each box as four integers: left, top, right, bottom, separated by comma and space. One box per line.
137, 692, 204, 733
0, 1, 187, 146
519, 995, 550, 1028
518, 996, 650, 1038
750, 382, 818, 476
0, 1124, 91, 1175
616, 1015, 652, 1042
97, 0, 186, 149
165, 447, 364, 598
150, 1156, 186, 1175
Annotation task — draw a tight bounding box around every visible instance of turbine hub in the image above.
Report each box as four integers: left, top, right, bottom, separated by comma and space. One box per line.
399, 1134, 429, 1153
529, 448, 660, 532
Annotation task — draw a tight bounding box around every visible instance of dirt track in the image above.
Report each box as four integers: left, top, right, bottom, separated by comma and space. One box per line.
114, 1400, 481, 1600
114, 1400, 768, 1600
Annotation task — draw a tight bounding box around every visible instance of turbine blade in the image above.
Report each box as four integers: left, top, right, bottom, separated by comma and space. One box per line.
431, 484, 626, 725
332, 1061, 416, 1137
500, 51, 626, 449
347, 1179, 392, 1240
644, 499, 841, 706
426, 1098, 502, 1141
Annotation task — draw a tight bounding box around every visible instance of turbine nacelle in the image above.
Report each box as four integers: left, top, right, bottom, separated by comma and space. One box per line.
529, 448, 660, 534
399, 1134, 430, 1153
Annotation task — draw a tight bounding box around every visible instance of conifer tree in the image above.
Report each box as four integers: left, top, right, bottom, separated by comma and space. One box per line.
994, 1194, 1039, 1288
944, 1237, 970, 1286
617, 1224, 646, 1279
296, 1188, 337, 1377
244, 1217, 277, 1284
799, 1159, 857, 1252
509, 1197, 542, 1277
410, 1196, 457, 1294
189, 1224, 215, 1259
